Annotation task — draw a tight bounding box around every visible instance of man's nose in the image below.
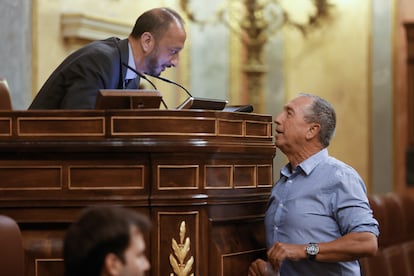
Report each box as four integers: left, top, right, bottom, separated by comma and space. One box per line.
274, 113, 283, 124
171, 55, 179, 67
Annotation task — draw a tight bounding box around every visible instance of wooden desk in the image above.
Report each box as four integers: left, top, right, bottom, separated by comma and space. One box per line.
0, 109, 275, 276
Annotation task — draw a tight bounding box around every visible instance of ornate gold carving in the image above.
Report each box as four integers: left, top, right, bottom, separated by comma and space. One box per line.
169, 221, 194, 276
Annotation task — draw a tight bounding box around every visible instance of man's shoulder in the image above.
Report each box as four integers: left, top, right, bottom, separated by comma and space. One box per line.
68, 37, 126, 64
83, 37, 122, 52
321, 156, 362, 181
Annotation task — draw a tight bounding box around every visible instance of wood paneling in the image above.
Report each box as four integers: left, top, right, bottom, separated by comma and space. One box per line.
0, 109, 275, 276
404, 23, 414, 187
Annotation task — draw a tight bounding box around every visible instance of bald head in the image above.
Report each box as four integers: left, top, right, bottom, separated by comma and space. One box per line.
130, 7, 185, 40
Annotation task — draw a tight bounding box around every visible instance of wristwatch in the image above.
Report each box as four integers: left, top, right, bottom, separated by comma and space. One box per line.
306, 242, 319, 260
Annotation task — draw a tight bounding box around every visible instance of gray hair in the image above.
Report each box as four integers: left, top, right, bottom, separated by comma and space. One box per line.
299, 93, 336, 147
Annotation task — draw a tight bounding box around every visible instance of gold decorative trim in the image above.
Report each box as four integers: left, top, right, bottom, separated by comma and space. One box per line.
157, 211, 199, 276
169, 221, 194, 276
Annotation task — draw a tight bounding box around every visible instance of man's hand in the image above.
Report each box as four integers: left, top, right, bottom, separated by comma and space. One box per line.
267, 242, 307, 270
248, 258, 280, 275
248, 258, 267, 276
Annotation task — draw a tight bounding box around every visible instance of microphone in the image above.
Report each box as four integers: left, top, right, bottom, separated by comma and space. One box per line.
121, 62, 168, 109
147, 74, 193, 98
147, 73, 229, 111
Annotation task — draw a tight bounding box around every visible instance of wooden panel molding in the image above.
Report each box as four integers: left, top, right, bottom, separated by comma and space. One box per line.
35, 259, 64, 276
257, 165, 273, 187
234, 165, 256, 188
217, 119, 244, 136
0, 166, 62, 190
110, 116, 216, 136
68, 165, 145, 190
17, 117, 105, 137
245, 120, 272, 138
205, 165, 233, 189
0, 109, 274, 276
0, 118, 11, 136
157, 165, 199, 190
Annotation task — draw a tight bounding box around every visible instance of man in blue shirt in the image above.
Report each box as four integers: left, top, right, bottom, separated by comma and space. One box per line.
248, 93, 379, 276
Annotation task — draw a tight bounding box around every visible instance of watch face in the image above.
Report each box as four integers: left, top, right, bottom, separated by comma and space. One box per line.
306, 243, 319, 256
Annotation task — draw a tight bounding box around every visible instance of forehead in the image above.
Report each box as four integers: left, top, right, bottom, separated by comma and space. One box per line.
158, 22, 186, 47
129, 226, 145, 251
285, 96, 313, 112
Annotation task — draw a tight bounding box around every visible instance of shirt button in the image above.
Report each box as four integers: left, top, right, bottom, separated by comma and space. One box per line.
274, 226, 278, 230
279, 203, 283, 207
287, 180, 292, 183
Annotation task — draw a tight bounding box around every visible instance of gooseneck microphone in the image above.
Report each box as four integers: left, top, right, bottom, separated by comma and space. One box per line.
122, 62, 168, 109
147, 72, 229, 111
122, 62, 157, 90
148, 74, 193, 98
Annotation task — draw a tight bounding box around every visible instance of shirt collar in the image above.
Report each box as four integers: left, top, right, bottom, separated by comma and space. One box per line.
280, 148, 329, 177
125, 42, 137, 79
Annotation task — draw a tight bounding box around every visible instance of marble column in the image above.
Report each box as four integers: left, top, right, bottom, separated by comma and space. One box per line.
0, 0, 33, 110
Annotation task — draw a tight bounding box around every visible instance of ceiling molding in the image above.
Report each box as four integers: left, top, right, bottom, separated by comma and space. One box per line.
61, 13, 131, 42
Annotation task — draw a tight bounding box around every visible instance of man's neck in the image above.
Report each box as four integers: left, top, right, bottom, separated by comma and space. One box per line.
286, 145, 323, 170
127, 36, 145, 72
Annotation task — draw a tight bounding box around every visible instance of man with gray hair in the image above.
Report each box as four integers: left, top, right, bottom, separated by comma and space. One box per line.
249, 93, 379, 275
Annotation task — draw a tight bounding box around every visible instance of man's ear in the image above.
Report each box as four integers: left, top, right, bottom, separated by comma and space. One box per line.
103, 253, 122, 276
140, 32, 155, 54
306, 123, 320, 140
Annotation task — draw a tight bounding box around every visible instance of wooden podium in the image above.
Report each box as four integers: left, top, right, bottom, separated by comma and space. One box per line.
0, 109, 275, 276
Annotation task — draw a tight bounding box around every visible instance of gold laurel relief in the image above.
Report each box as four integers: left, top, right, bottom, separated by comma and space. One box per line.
169, 221, 194, 276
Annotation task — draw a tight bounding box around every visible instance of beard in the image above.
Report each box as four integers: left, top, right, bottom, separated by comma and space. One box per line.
144, 47, 162, 76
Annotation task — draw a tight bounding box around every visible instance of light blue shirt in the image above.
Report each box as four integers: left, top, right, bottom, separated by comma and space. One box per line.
125, 42, 137, 79
265, 148, 379, 276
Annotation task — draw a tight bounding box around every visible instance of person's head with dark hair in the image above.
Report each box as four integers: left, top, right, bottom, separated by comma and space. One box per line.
64, 206, 151, 276
129, 7, 187, 77
130, 7, 184, 40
